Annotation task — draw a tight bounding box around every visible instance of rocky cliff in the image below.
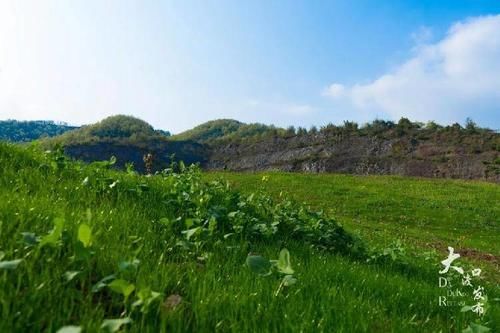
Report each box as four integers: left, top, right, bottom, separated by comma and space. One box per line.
207, 132, 500, 181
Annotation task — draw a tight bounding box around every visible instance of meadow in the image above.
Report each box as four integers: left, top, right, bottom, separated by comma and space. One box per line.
205, 172, 500, 262
0, 143, 498, 332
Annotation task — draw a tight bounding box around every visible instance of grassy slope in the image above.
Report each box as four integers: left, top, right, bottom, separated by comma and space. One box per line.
205, 172, 500, 257
1, 144, 498, 332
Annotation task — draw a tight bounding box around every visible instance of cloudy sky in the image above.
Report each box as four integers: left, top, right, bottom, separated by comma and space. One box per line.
1, 1, 499, 133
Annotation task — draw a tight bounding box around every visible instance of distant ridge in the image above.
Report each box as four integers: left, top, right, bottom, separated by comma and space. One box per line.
0, 120, 77, 142
41, 115, 170, 147
171, 119, 282, 143
2, 115, 498, 181
38, 115, 204, 173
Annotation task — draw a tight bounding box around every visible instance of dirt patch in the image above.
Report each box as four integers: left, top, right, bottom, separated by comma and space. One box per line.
456, 248, 498, 264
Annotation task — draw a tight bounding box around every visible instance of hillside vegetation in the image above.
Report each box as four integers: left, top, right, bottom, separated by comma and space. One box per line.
42, 115, 171, 147
39, 115, 201, 173
206, 172, 500, 260
207, 118, 500, 181
0, 143, 498, 332
17, 115, 500, 180
171, 119, 283, 143
0, 120, 77, 142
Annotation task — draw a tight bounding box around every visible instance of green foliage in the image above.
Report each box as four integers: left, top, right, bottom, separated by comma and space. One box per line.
40, 115, 170, 147
100, 318, 132, 332
246, 249, 298, 296
0, 142, 497, 332
0, 120, 76, 142
171, 118, 283, 143
39, 217, 65, 247
462, 322, 491, 333
171, 119, 244, 142
77, 224, 92, 247
0, 259, 22, 270
88, 115, 156, 138
276, 248, 294, 275
108, 279, 136, 299
246, 255, 272, 276
56, 326, 82, 333
207, 170, 500, 255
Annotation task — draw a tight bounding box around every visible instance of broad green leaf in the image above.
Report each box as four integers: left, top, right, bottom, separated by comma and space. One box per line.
133, 288, 162, 311
92, 274, 116, 293
246, 255, 272, 276
40, 217, 65, 247
460, 305, 473, 312
118, 259, 140, 272
0, 251, 4, 261
74, 241, 93, 261
184, 218, 195, 228
64, 271, 81, 282
100, 318, 132, 332
462, 323, 491, 333
21, 232, 39, 245
78, 224, 92, 247
282, 274, 297, 286
0, 259, 22, 270
56, 325, 82, 333
182, 227, 200, 240
108, 279, 135, 298
159, 217, 171, 226
277, 248, 294, 274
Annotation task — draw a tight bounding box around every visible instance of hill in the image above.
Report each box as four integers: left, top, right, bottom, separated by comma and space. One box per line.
1, 142, 498, 332
171, 119, 283, 143
42, 115, 170, 146
0, 120, 77, 142
40, 115, 203, 173
207, 119, 500, 182
20, 115, 500, 181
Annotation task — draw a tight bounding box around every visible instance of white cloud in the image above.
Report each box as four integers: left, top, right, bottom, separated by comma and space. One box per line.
324, 15, 500, 127
410, 26, 433, 47
322, 83, 346, 98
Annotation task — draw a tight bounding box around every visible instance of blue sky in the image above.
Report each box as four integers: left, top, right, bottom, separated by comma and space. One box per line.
1, 1, 499, 132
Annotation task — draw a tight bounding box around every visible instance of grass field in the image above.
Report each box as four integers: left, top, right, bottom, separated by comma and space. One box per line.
1, 143, 499, 332
206, 172, 500, 257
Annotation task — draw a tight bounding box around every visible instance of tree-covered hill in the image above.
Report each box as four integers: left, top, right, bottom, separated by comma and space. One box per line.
10, 115, 499, 181
0, 120, 77, 142
171, 119, 283, 143
41, 115, 171, 147
40, 115, 201, 173
206, 118, 500, 181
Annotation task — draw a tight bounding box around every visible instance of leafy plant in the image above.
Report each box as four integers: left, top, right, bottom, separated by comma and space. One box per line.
100, 318, 132, 332
0, 259, 22, 270
246, 249, 298, 295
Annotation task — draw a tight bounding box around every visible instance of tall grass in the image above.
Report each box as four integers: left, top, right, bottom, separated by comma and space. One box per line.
0, 143, 498, 332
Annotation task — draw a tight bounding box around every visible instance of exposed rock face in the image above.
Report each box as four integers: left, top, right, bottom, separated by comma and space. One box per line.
64, 139, 208, 173
61, 131, 499, 182
207, 133, 500, 182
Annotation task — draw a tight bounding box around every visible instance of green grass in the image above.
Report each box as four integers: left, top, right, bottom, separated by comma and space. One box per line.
205, 172, 500, 257
1, 143, 498, 332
